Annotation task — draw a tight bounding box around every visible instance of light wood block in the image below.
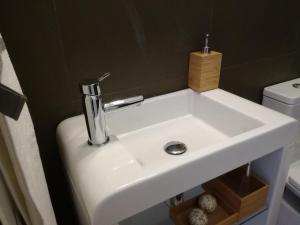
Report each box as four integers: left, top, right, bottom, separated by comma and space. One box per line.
188, 51, 222, 92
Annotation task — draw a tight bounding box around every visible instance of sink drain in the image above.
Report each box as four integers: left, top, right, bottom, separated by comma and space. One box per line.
164, 141, 187, 155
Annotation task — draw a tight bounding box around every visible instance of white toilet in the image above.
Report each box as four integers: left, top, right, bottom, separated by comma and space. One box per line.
263, 78, 300, 225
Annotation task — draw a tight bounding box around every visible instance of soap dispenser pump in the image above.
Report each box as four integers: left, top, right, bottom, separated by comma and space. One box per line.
188, 34, 222, 92
202, 33, 211, 54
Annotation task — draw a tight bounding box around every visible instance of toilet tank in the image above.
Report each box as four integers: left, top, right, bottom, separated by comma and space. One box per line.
263, 78, 300, 120
263, 78, 300, 161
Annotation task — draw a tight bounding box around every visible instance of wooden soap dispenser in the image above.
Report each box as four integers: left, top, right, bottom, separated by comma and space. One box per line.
188, 34, 222, 92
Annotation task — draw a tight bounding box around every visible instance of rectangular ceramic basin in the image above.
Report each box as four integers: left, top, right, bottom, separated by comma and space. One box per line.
106, 90, 262, 169
57, 89, 298, 225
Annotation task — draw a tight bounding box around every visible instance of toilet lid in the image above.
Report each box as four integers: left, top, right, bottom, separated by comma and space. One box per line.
288, 160, 300, 196
263, 78, 300, 105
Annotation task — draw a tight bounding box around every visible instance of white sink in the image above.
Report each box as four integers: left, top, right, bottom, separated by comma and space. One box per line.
57, 89, 298, 225
108, 90, 262, 169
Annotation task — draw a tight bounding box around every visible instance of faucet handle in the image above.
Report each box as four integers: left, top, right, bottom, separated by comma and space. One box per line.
81, 72, 110, 96
98, 72, 110, 82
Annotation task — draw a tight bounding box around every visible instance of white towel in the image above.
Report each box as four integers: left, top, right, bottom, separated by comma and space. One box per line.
0, 34, 57, 225
0, 171, 19, 225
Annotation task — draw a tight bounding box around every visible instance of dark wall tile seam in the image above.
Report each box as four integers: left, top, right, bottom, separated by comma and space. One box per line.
49, 0, 72, 102
221, 51, 298, 71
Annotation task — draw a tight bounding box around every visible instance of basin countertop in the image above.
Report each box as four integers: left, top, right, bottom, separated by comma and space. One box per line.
57, 88, 298, 225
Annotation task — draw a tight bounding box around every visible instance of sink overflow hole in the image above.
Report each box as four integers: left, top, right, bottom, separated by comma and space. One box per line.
292, 83, 300, 89
164, 141, 187, 155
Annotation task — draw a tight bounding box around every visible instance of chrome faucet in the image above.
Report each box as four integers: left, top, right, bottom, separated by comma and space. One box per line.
81, 73, 144, 146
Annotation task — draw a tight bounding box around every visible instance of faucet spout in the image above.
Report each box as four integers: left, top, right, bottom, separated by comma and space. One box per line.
80, 73, 144, 146
104, 95, 144, 112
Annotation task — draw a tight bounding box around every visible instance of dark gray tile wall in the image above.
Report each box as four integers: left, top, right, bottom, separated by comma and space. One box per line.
0, 0, 300, 224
